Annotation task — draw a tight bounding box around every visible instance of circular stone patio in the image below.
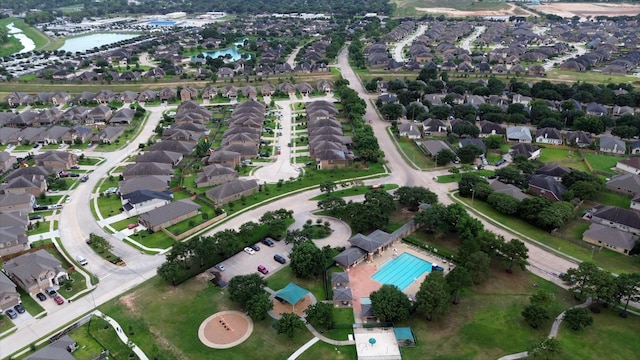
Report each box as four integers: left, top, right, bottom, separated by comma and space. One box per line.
198, 310, 253, 349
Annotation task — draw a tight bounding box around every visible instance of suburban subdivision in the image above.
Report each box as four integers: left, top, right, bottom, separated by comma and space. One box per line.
1, 1, 640, 359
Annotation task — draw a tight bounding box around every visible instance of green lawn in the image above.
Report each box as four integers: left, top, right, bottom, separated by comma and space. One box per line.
538, 147, 578, 163
58, 271, 88, 299
556, 219, 590, 241
98, 176, 119, 194
297, 341, 356, 360
68, 316, 140, 360
26, 221, 51, 236
110, 216, 139, 231
131, 230, 174, 250
99, 277, 313, 360
78, 156, 102, 166
17, 288, 45, 316
455, 195, 640, 274
96, 194, 123, 218
267, 266, 327, 302
596, 191, 631, 208
582, 153, 619, 175
0, 314, 15, 334
395, 139, 435, 170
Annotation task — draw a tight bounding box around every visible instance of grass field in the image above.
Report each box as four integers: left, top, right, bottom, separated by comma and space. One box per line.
96, 194, 123, 218
68, 316, 140, 360
266, 266, 327, 302
582, 152, 619, 175
437, 169, 495, 183
26, 221, 51, 236
99, 276, 313, 360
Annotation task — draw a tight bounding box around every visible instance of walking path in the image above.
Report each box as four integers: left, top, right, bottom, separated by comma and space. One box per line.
287, 337, 320, 360
94, 310, 149, 360
304, 323, 355, 346
498, 297, 592, 360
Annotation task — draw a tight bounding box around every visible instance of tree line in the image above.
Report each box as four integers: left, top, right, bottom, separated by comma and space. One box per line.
157, 209, 293, 285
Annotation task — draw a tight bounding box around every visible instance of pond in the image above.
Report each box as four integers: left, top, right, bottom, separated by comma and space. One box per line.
6, 23, 36, 54
59, 33, 140, 53
195, 39, 251, 62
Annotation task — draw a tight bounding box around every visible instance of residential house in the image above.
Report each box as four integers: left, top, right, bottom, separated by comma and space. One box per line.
0, 151, 17, 173
420, 140, 454, 158
536, 163, 572, 182
398, 123, 421, 139
528, 174, 567, 202
0, 193, 35, 212
615, 158, 640, 175
121, 189, 173, 217
0, 211, 29, 257
3, 249, 69, 294
459, 138, 486, 155
583, 223, 637, 255
24, 335, 78, 360
0, 175, 47, 196
490, 180, 529, 201
506, 126, 532, 143
631, 141, 640, 155
85, 105, 112, 124
203, 150, 242, 168
422, 119, 448, 137
606, 174, 640, 196
91, 126, 125, 144
589, 204, 640, 236
118, 175, 170, 196
585, 102, 608, 116
535, 127, 563, 145
137, 90, 158, 103
507, 143, 541, 161
138, 199, 201, 232
0, 272, 21, 312
599, 136, 626, 155
195, 164, 238, 188
479, 121, 505, 138
566, 131, 593, 148
110, 108, 135, 125
159, 88, 177, 102
205, 179, 259, 206
180, 87, 198, 102
123, 162, 173, 180
149, 140, 196, 155
512, 94, 532, 106
136, 150, 183, 166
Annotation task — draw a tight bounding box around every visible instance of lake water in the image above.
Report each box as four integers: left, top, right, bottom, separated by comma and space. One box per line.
59, 33, 140, 53
6, 23, 36, 54
196, 39, 251, 61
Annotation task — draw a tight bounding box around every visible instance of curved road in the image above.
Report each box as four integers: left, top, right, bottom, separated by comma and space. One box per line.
391, 24, 429, 63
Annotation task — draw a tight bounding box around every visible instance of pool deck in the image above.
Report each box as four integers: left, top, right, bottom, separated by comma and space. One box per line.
349, 242, 454, 324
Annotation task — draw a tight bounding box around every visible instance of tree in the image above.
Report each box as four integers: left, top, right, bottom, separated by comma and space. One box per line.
614, 273, 640, 316
446, 266, 473, 304
379, 103, 403, 120
574, 116, 605, 134
415, 271, 450, 321
195, 137, 212, 158
483, 134, 504, 149
530, 290, 553, 308
394, 186, 438, 210
563, 307, 593, 331
370, 284, 412, 322
500, 239, 529, 273
277, 313, 305, 338
284, 229, 311, 247
290, 241, 324, 278
528, 338, 562, 360
304, 302, 334, 330
364, 189, 396, 214
452, 122, 480, 137
246, 291, 273, 320
465, 251, 491, 285
157, 261, 181, 286
317, 195, 346, 216
522, 304, 550, 329
435, 149, 456, 166
414, 203, 451, 234
88, 233, 113, 254
457, 144, 484, 164
228, 274, 267, 308
319, 181, 336, 194
487, 193, 520, 215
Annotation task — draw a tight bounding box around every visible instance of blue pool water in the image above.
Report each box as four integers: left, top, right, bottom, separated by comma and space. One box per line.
148, 20, 177, 26
371, 253, 432, 290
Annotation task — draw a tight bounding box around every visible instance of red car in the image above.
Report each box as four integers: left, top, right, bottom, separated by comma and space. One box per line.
54, 295, 64, 305
127, 223, 139, 229
257, 265, 269, 275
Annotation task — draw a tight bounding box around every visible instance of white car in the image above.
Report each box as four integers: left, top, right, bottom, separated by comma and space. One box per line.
65, 198, 72, 203
243, 247, 256, 255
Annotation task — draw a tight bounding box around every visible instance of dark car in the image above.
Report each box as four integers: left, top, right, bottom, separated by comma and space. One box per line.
251, 244, 261, 252
5, 308, 17, 319
29, 215, 42, 220
274, 254, 287, 264
261, 237, 275, 247
70, 165, 80, 169
36, 292, 47, 301
14, 304, 25, 314
495, 159, 506, 167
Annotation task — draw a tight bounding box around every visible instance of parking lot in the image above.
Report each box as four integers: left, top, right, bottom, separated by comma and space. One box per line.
214, 238, 293, 282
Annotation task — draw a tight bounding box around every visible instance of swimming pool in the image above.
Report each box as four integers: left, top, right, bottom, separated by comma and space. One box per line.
371, 253, 432, 290
148, 20, 177, 26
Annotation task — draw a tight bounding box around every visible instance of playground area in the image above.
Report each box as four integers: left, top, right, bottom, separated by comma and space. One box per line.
198, 310, 253, 349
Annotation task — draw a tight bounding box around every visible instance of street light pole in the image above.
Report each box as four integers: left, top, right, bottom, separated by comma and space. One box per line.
471, 185, 476, 206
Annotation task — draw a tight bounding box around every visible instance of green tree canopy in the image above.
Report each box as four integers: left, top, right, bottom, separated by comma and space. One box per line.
370, 284, 412, 322
415, 271, 451, 321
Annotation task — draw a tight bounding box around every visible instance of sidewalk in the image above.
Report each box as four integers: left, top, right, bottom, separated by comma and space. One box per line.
94, 310, 149, 360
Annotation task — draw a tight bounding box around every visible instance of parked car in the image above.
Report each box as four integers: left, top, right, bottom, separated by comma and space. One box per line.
14, 304, 25, 314
29, 215, 42, 220
495, 159, 506, 167
36, 293, 47, 301
45, 287, 57, 298
274, 254, 287, 264
70, 165, 80, 169
76, 255, 88, 266
5, 308, 17, 319
257, 265, 269, 275
250, 244, 261, 252
243, 247, 256, 255
214, 264, 225, 272
54, 295, 64, 305
261, 237, 275, 247
127, 223, 139, 229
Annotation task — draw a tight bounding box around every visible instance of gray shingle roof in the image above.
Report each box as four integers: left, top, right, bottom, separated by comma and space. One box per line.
584, 223, 637, 251
333, 247, 367, 268
607, 174, 640, 194
138, 199, 200, 228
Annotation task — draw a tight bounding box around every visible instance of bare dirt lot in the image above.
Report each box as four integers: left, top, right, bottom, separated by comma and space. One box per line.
416, 3, 537, 17
534, 2, 640, 18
